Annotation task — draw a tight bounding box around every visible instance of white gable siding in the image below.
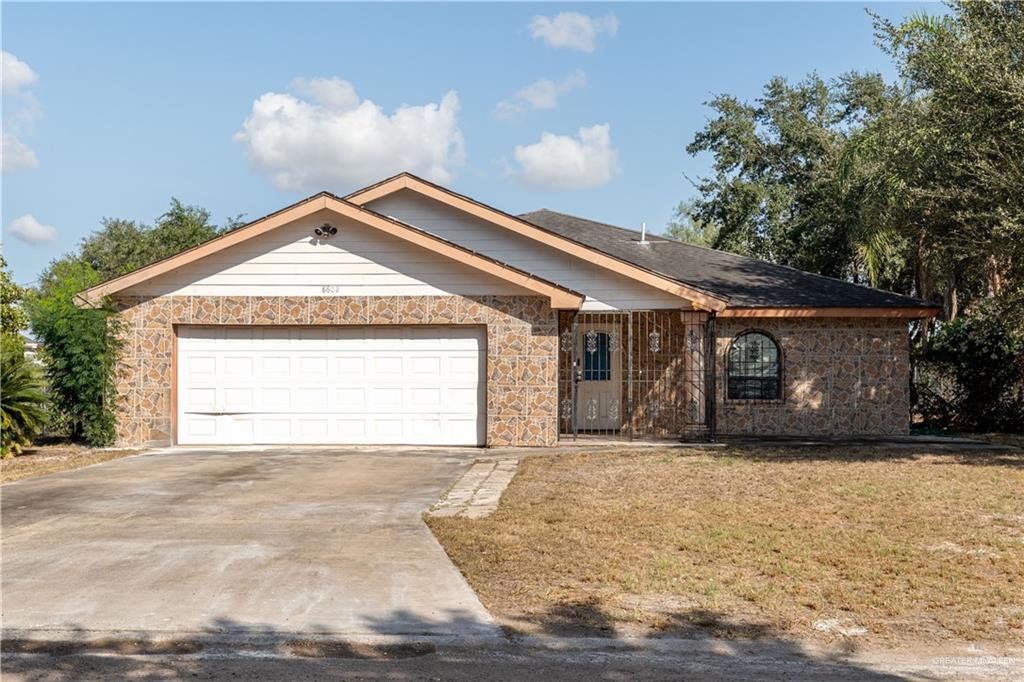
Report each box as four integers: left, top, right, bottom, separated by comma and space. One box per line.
368, 191, 689, 310
123, 209, 532, 298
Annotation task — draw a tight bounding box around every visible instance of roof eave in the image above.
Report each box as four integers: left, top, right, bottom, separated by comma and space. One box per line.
76, 192, 586, 311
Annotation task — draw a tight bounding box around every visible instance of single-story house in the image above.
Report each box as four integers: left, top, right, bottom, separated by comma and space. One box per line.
78, 173, 938, 447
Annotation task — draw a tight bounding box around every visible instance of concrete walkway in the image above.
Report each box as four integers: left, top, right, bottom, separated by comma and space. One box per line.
1, 447, 499, 639
429, 458, 519, 519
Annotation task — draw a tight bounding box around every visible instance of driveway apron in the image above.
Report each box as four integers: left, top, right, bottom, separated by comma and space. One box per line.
1, 448, 497, 638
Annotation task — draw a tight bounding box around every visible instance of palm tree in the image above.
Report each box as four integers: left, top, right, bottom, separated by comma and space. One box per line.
1, 353, 48, 457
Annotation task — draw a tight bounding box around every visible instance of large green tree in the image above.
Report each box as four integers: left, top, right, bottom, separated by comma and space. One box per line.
27, 261, 121, 446
678, 1, 1023, 430
681, 1, 1022, 316
684, 72, 902, 282
79, 198, 235, 280
848, 2, 1024, 317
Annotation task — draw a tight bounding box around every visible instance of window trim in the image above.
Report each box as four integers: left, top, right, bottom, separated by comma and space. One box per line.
582, 330, 613, 381
724, 329, 784, 403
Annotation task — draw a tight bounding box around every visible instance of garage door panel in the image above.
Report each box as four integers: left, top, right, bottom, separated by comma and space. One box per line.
337, 356, 366, 378
177, 325, 485, 445
223, 356, 253, 376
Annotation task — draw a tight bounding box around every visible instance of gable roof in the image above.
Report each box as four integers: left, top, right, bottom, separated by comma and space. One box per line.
77, 173, 939, 318
345, 173, 730, 312
76, 192, 585, 310
520, 209, 939, 317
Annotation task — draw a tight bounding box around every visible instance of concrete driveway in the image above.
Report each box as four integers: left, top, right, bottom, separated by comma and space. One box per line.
1, 447, 497, 639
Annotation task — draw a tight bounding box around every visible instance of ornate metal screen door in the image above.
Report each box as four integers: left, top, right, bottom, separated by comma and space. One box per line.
575, 324, 623, 431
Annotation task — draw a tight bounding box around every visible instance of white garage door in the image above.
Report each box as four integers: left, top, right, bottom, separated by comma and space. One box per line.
176, 326, 485, 445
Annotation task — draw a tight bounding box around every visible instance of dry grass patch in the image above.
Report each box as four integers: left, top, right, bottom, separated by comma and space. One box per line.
1, 443, 141, 483
428, 446, 1024, 645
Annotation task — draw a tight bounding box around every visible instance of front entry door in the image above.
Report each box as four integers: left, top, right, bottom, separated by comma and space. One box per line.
575, 326, 623, 431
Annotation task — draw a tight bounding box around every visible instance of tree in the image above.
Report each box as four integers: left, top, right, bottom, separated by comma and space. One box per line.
1, 255, 29, 338
26, 197, 238, 445
26, 260, 122, 446
1, 352, 48, 457
80, 198, 224, 280
683, 72, 902, 282
915, 293, 1024, 432
678, 1, 1023, 431
665, 199, 718, 247
2, 255, 32, 362
850, 2, 1024, 316
1, 255, 47, 456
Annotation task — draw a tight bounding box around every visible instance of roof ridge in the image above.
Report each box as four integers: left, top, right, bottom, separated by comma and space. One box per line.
522, 208, 931, 306
522, 208, 668, 241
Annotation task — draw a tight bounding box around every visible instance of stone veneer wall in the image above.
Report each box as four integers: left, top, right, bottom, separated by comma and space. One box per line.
112, 294, 558, 448
715, 317, 911, 436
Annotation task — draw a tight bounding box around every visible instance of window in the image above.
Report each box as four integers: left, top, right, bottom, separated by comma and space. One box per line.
727, 332, 781, 400
583, 331, 612, 381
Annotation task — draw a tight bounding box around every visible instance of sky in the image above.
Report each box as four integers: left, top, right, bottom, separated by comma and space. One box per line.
2, 1, 943, 286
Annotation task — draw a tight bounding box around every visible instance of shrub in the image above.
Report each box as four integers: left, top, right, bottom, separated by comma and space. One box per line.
26, 260, 123, 447
914, 296, 1024, 433
1, 352, 48, 457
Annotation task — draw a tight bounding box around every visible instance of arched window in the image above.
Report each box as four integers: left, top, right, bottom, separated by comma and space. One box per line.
727, 332, 781, 400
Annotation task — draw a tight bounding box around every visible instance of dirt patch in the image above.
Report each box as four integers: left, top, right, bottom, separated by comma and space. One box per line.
1, 443, 141, 484
285, 640, 435, 659
428, 445, 1024, 646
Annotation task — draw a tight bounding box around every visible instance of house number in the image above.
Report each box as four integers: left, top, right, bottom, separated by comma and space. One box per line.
321, 285, 342, 294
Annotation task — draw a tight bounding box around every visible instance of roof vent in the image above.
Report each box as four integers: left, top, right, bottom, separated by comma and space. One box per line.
638, 221, 650, 246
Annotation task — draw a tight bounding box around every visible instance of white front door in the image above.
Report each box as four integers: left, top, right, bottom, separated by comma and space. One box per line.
575, 326, 623, 431
176, 325, 485, 445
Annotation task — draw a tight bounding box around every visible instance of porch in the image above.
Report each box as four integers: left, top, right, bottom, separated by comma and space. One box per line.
556, 310, 715, 441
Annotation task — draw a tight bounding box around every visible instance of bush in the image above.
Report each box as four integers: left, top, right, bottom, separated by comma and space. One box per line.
26, 260, 123, 447
914, 296, 1024, 433
1, 351, 48, 457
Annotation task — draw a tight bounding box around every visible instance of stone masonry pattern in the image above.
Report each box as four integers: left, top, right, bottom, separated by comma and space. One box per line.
112, 295, 558, 447
715, 317, 911, 436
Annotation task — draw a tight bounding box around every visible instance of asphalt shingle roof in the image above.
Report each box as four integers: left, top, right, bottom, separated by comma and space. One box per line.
518, 209, 932, 309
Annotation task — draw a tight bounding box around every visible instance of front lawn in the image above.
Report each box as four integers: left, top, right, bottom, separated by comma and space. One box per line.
1, 443, 140, 484
428, 445, 1024, 645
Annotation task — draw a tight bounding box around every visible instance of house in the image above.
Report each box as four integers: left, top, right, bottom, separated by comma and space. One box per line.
77, 173, 938, 447
21, 334, 43, 366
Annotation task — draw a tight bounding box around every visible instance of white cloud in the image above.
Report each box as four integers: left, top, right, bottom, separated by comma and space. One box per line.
511, 124, 620, 190
2, 132, 39, 173
234, 78, 465, 192
528, 12, 618, 53
6, 214, 56, 245
2, 51, 37, 94
289, 77, 359, 111
495, 70, 587, 120
2, 51, 41, 174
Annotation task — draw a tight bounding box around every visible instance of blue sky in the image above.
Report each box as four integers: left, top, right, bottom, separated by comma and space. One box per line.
2, 1, 942, 285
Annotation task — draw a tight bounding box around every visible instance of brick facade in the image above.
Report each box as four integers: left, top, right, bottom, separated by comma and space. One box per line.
715, 317, 910, 436
112, 294, 559, 447
112, 294, 910, 446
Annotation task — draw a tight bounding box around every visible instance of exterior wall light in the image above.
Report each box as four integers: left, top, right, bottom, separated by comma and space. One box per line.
314, 223, 338, 238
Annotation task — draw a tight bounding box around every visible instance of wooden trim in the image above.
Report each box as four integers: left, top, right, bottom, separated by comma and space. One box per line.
171, 325, 178, 445
346, 174, 730, 311
718, 306, 940, 319
77, 193, 585, 310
